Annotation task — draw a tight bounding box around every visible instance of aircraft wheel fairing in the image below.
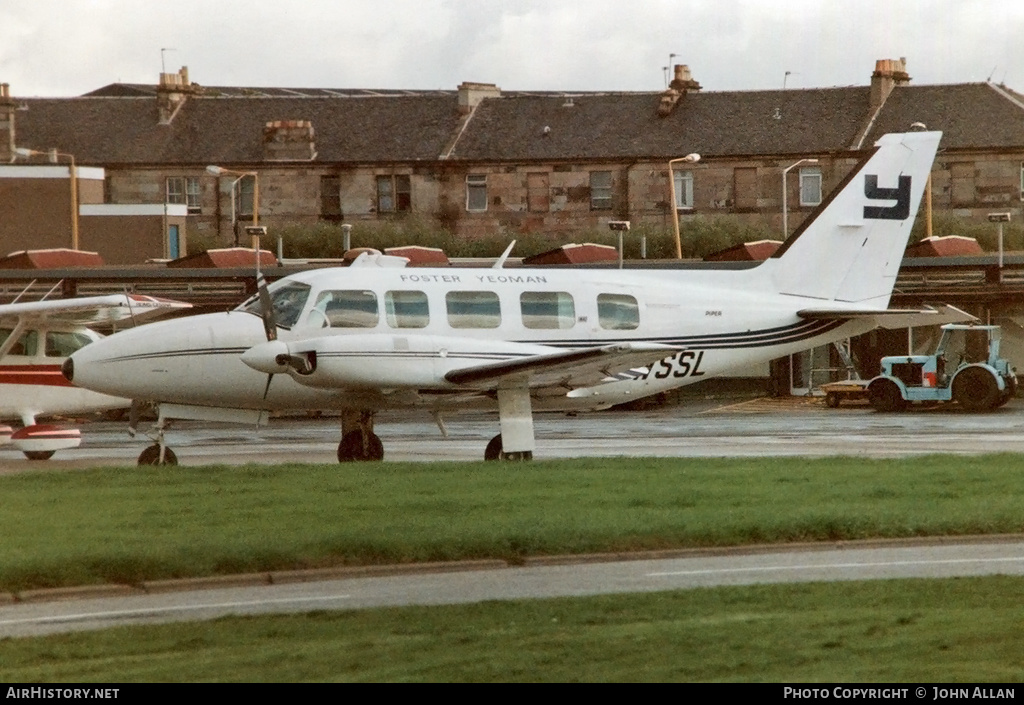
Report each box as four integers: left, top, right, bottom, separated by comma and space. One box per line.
138, 444, 178, 466
337, 430, 384, 462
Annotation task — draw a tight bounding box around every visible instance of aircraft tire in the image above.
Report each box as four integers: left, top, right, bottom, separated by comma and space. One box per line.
23, 450, 55, 461
952, 367, 1000, 412
484, 434, 533, 461
138, 444, 178, 466
868, 379, 907, 413
337, 430, 384, 462
825, 392, 841, 408
484, 434, 503, 461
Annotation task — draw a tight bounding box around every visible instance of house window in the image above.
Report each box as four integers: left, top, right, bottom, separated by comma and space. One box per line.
590, 171, 612, 210
237, 175, 256, 217
166, 176, 201, 214
799, 168, 822, 207
527, 172, 550, 212
320, 175, 342, 221
466, 174, 487, 212
950, 162, 976, 206
674, 170, 694, 209
377, 174, 411, 213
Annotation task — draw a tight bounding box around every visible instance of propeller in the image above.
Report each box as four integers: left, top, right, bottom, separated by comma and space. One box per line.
256, 274, 278, 400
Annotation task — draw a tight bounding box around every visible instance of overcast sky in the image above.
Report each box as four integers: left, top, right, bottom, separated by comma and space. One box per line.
3, 0, 1024, 97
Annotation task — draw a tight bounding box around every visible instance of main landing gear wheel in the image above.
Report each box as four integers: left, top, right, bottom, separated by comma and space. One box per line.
24, 450, 55, 461
484, 434, 533, 461
138, 444, 178, 466
337, 430, 384, 462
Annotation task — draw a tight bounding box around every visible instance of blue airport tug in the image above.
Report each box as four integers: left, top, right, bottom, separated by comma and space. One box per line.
867, 324, 1017, 412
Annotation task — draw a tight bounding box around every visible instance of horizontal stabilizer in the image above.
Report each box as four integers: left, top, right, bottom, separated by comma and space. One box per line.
445, 342, 682, 390
797, 303, 977, 329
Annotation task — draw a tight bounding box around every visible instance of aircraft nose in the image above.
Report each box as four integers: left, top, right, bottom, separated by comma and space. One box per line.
61, 356, 74, 382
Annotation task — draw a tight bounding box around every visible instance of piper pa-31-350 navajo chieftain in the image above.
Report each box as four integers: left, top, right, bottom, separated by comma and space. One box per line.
0, 293, 190, 458
65, 130, 967, 464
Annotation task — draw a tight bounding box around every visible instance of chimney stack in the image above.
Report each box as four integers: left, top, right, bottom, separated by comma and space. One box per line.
457, 82, 501, 115
263, 120, 317, 161
157, 66, 194, 124
658, 64, 701, 117
0, 83, 15, 163
870, 57, 911, 110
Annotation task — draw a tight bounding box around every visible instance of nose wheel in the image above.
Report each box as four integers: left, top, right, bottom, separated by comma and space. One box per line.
337, 430, 384, 462
337, 409, 383, 462
138, 444, 178, 466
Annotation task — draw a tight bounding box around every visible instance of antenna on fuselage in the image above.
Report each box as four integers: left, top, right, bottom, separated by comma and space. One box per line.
493, 240, 516, 269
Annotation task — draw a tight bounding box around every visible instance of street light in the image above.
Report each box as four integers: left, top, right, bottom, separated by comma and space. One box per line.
781, 158, 819, 237
668, 153, 701, 259
14, 147, 79, 250
206, 165, 260, 247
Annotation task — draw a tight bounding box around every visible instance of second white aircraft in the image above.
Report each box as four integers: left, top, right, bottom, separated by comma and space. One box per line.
65, 130, 965, 464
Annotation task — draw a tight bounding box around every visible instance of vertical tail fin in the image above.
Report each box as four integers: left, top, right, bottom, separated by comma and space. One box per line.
767, 131, 941, 306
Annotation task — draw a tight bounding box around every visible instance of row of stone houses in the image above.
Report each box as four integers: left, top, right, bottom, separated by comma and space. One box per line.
4, 58, 1024, 262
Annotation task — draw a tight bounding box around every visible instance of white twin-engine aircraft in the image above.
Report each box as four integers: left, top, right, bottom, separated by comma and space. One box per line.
1, 293, 191, 458
65, 131, 967, 464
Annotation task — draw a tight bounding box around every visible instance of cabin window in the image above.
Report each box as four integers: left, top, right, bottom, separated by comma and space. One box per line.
799, 168, 822, 207
166, 176, 201, 214
0, 328, 38, 356
377, 175, 411, 213
239, 280, 310, 329
385, 290, 429, 329
446, 291, 501, 329
597, 293, 640, 330
312, 290, 379, 328
466, 174, 488, 212
45, 331, 93, 358
590, 171, 613, 210
520, 292, 575, 330
674, 170, 694, 210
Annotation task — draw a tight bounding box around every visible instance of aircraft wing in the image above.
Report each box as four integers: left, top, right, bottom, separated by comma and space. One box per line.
444, 342, 682, 390
797, 303, 976, 330
0, 294, 191, 328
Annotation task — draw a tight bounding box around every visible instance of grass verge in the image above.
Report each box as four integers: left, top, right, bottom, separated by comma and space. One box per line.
1, 455, 1022, 592
2, 577, 1022, 681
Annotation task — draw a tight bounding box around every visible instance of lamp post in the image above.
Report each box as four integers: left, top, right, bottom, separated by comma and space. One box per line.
781, 158, 819, 237
668, 153, 701, 259
14, 147, 79, 250
206, 165, 260, 247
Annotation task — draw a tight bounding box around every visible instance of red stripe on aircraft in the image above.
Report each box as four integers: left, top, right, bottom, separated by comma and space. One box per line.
0, 365, 74, 388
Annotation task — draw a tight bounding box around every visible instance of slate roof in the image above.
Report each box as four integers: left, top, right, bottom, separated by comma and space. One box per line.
15, 94, 464, 164
452, 87, 872, 160
864, 83, 1024, 150
12, 79, 1024, 166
